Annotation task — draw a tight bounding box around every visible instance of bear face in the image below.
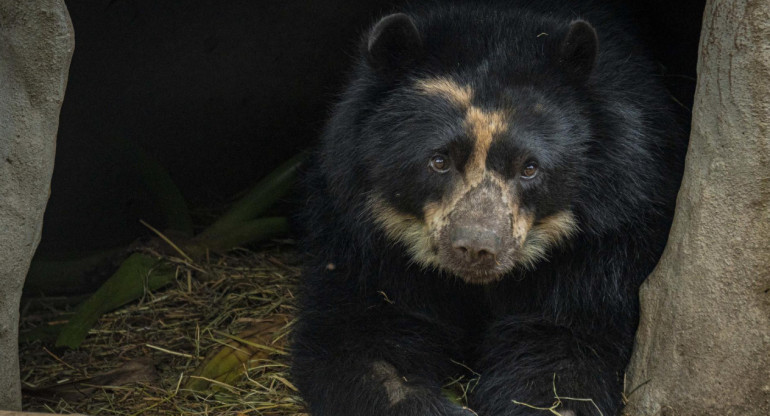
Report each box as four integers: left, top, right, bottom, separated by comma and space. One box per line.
359, 15, 598, 283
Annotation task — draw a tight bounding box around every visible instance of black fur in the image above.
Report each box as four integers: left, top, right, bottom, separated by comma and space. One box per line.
292, 1, 686, 415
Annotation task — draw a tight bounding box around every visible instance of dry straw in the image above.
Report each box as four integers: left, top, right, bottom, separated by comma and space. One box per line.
20, 246, 307, 416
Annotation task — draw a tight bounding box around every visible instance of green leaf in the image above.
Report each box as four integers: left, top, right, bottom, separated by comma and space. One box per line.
196, 217, 289, 254
55, 253, 176, 349
197, 153, 304, 242
184, 317, 288, 393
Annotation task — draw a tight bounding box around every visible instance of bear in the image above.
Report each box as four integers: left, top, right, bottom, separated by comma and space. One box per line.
291, 1, 686, 415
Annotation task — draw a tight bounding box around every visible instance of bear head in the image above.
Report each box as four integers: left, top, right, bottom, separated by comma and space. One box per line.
350, 12, 602, 284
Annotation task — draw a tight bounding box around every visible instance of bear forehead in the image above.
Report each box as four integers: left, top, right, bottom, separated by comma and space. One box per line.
410, 75, 576, 157
413, 76, 542, 180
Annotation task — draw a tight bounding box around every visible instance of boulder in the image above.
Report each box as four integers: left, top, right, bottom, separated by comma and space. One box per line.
0, 0, 74, 410
624, 0, 770, 414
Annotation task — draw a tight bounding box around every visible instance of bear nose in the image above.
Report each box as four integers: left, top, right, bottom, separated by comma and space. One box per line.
451, 226, 501, 264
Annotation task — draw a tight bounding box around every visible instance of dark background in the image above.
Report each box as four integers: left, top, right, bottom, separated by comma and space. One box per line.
37, 0, 705, 257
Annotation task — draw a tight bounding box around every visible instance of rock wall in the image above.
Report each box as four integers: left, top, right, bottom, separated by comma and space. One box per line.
0, 1, 74, 410
624, 0, 770, 414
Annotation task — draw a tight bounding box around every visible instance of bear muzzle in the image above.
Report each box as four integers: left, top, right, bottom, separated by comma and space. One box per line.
435, 178, 525, 283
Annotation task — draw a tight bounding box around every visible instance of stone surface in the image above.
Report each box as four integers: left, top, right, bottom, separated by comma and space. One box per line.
0, 0, 74, 410
624, 1, 770, 415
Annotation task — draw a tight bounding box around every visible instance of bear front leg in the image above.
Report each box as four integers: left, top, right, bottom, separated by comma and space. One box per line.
292, 298, 472, 416
470, 315, 630, 416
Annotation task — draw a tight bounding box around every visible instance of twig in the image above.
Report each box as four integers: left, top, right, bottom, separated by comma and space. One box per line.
512, 373, 603, 416
140, 219, 194, 263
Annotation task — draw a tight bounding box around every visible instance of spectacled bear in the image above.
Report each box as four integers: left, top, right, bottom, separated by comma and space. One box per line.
291, 1, 686, 415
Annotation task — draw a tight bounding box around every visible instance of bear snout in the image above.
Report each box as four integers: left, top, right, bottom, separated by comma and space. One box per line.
450, 225, 502, 266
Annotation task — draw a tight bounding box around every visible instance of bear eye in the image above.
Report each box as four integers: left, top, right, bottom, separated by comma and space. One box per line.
429, 154, 450, 173
521, 161, 538, 179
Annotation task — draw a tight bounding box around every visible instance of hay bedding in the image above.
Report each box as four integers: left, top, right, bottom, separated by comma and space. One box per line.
19, 245, 307, 416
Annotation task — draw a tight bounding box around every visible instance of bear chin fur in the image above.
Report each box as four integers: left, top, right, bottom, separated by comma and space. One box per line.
291, 1, 687, 415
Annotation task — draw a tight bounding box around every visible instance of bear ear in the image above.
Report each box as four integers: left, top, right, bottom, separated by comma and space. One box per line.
559, 20, 598, 82
366, 13, 423, 72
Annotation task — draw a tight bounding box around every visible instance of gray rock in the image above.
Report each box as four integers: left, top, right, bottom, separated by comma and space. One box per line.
624, 0, 770, 415
0, 0, 74, 410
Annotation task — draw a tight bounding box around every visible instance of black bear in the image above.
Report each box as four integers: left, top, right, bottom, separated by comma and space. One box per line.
292, 1, 685, 415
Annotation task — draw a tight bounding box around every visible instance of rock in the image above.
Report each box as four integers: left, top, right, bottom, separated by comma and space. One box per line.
0, 0, 74, 410
624, 1, 770, 415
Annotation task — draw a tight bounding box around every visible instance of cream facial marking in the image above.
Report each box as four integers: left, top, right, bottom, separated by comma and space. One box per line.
414, 78, 473, 107
464, 106, 508, 182
517, 210, 578, 268
415, 77, 508, 183
367, 194, 439, 268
